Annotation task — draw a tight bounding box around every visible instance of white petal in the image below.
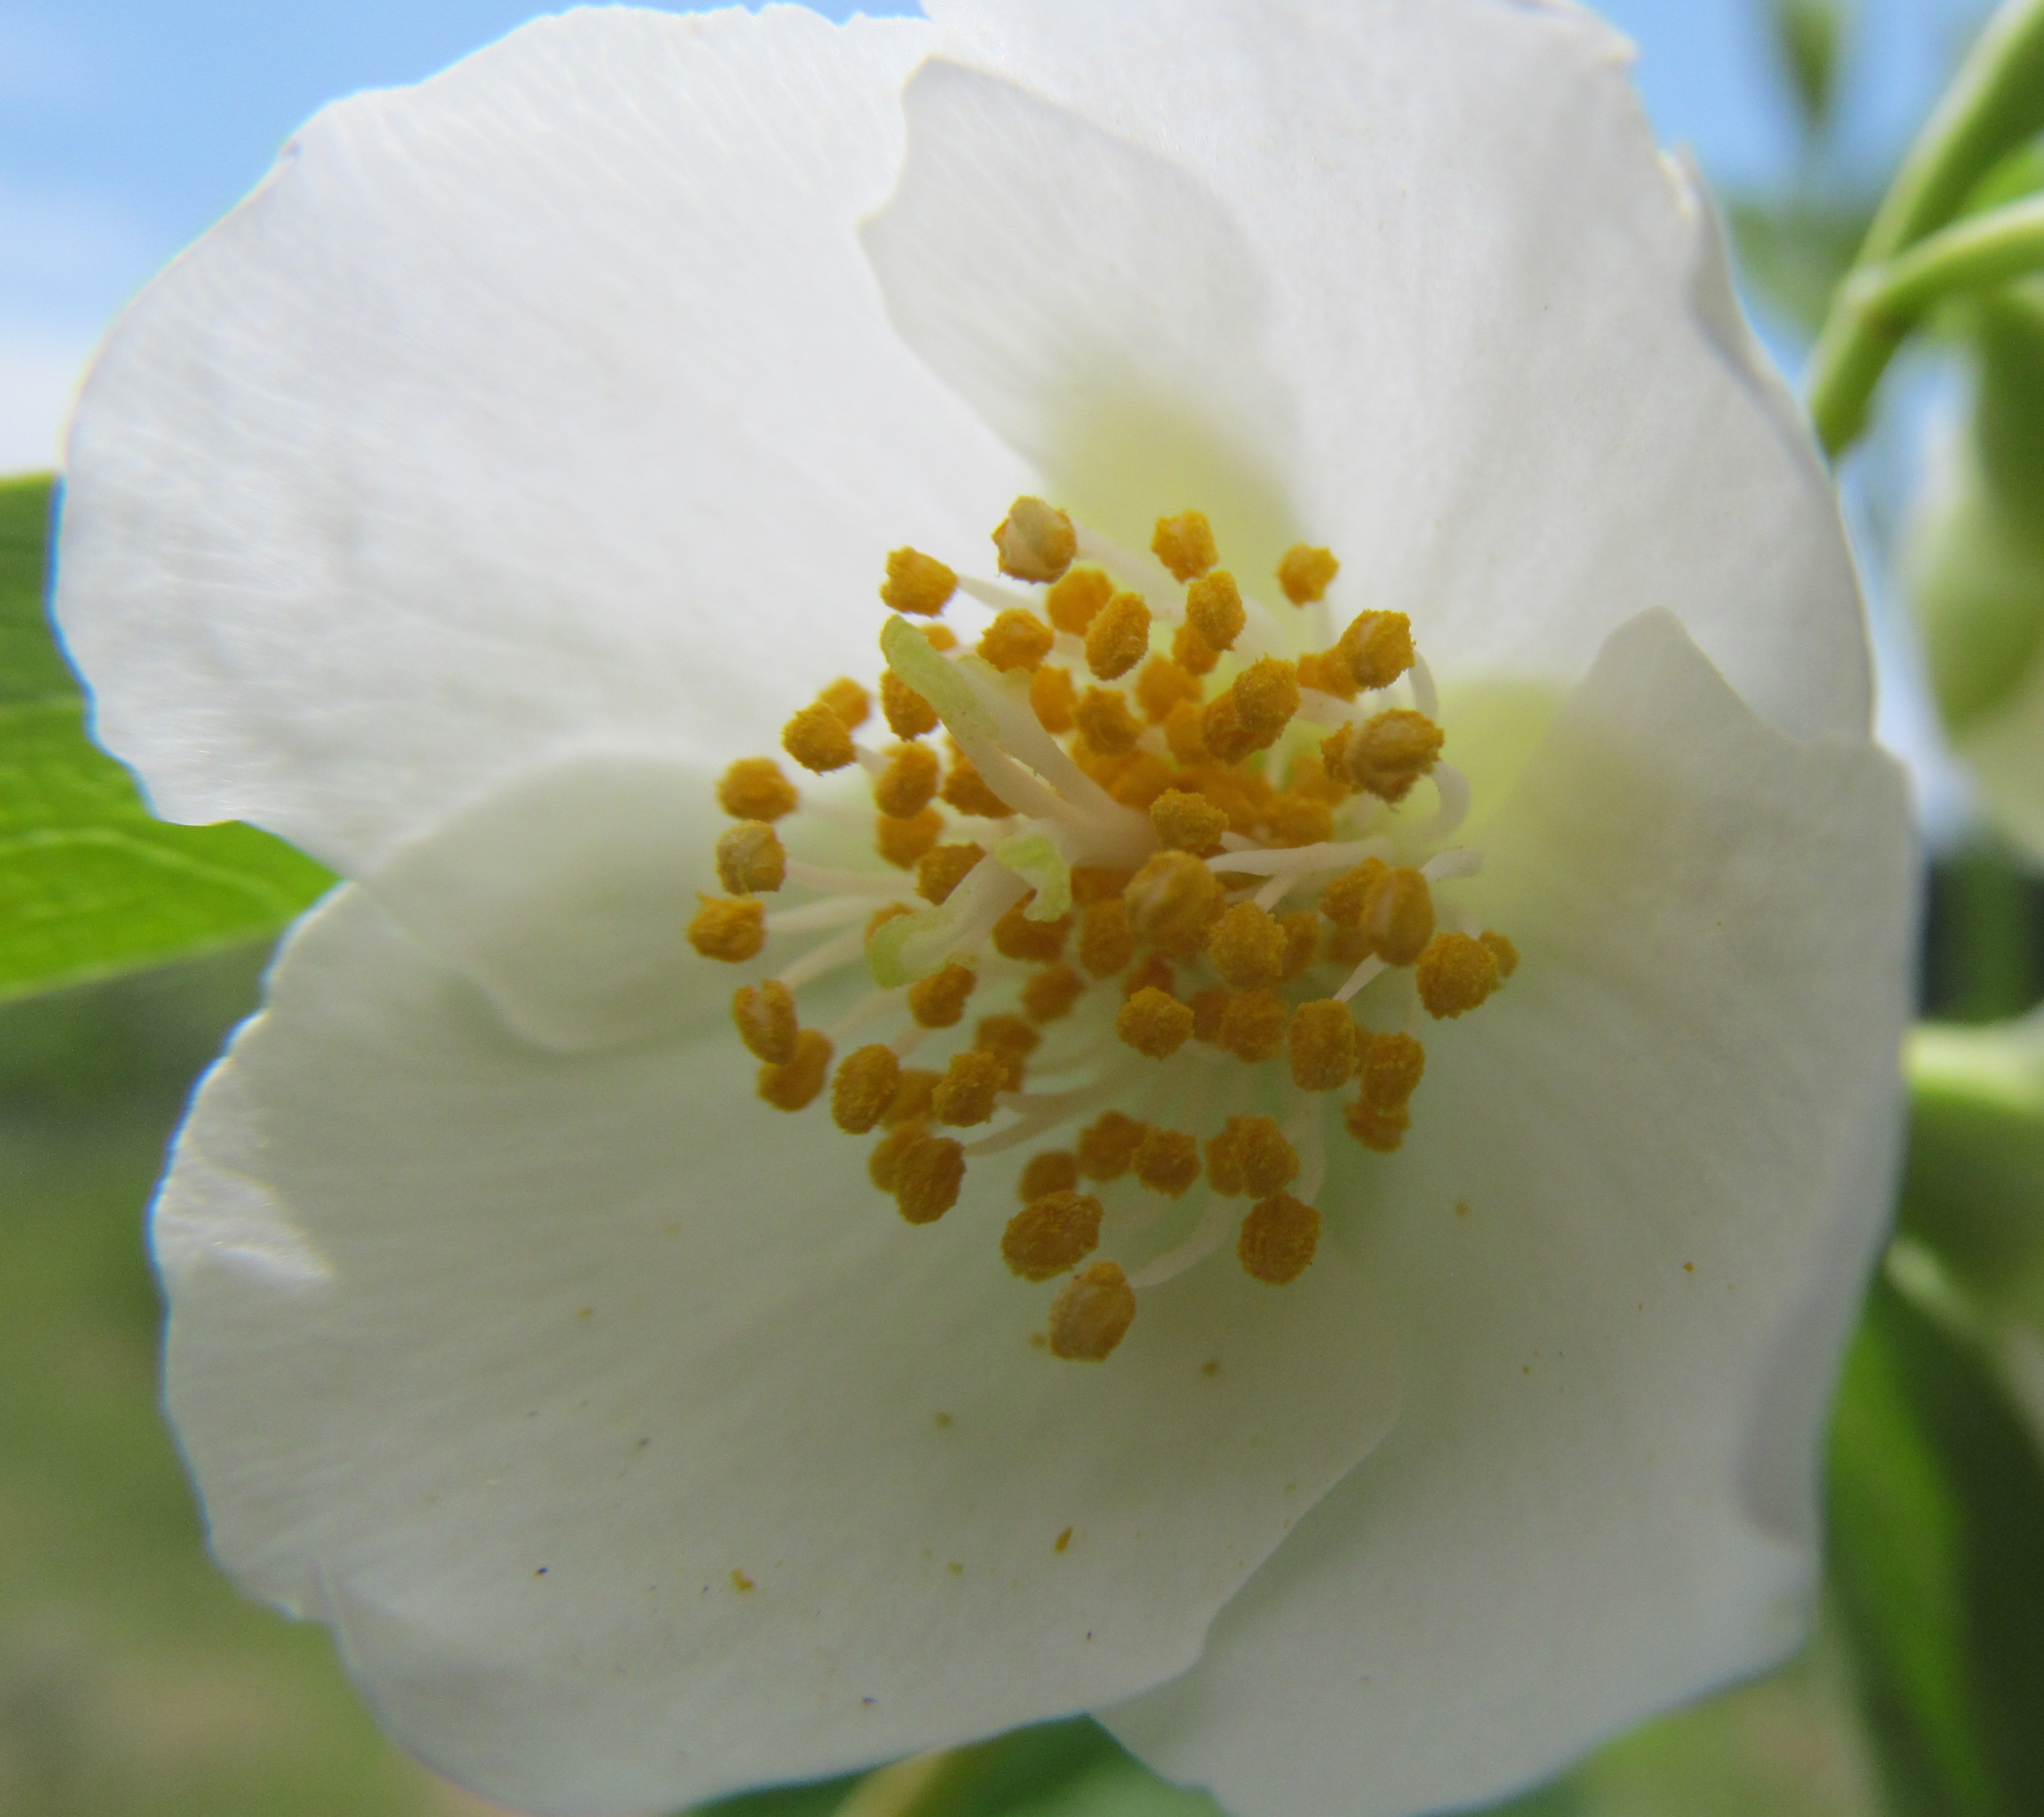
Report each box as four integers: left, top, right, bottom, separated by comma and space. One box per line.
883, 0, 1867, 738
56, 7, 1030, 876
1103, 611, 1914, 1817
158, 886, 1400, 1816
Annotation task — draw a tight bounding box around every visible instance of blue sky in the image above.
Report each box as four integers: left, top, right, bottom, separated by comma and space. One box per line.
0, 0, 1989, 471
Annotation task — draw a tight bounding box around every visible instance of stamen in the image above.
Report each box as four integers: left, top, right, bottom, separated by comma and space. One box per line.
818, 678, 871, 729
1117, 987, 1195, 1059
832, 1044, 903, 1133
917, 843, 987, 905
1045, 566, 1114, 635
782, 702, 857, 774
1358, 1031, 1426, 1110
874, 745, 941, 819
1022, 963, 1087, 1022
1336, 610, 1414, 691
1238, 1193, 1320, 1284
881, 671, 940, 739
877, 808, 945, 869
757, 1029, 833, 1112
977, 608, 1056, 674
715, 822, 786, 895
1277, 545, 1340, 607
1123, 851, 1222, 951
1073, 686, 1145, 757
688, 896, 766, 962
1002, 1191, 1104, 1280
1216, 989, 1288, 1062
1077, 1111, 1149, 1182
1048, 1262, 1137, 1361
1133, 656, 1200, 724
1417, 931, 1508, 1018
1341, 709, 1444, 802
1287, 999, 1359, 1090
881, 547, 958, 617
1019, 1151, 1081, 1200
894, 1135, 967, 1224
1030, 664, 1077, 733
994, 497, 1077, 583
1085, 592, 1153, 681
906, 962, 977, 1029
718, 757, 799, 823
732, 980, 798, 1065
1185, 570, 1246, 653
1151, 510, 1219, 582
1133, 1127, 1203, 1197
934, 1050, 1009, 1126
1209, 901, 1286, 990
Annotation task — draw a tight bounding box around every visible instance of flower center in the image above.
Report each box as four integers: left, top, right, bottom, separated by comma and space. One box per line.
691, 500, 1516, 1361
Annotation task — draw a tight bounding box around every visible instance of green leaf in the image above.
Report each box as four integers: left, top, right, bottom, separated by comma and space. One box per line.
1725, 197, 1877, 339
0, 474, 334, 999
1770, 0, 1852, 137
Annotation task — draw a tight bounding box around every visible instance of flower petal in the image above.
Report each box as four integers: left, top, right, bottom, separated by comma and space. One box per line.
158, 885, 1400, 1816
1101, 610, 1914, 1817
56, 6, 1030, 876
884, 0, 1867, 737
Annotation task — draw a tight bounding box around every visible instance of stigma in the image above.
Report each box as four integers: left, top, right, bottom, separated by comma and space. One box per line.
690, 500, 1515, 1361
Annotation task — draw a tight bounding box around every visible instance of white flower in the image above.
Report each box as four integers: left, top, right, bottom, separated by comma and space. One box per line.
54, 4, 1914, 1817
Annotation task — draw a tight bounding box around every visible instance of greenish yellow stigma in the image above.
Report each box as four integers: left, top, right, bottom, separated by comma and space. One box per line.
690, 499, 1515, 1361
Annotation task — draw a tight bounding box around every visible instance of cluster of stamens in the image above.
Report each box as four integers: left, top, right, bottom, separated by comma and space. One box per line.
689, 499, 1515, 1361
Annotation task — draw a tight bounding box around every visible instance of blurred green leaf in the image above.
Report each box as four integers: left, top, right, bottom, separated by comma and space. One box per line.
0, 475, 333, 1001
1727, 197, 1877, 339
1771, 0, 1852, 136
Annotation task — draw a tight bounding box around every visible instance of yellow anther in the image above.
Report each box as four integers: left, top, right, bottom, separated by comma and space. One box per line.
1289, 747, 1351, 804
1045, 565, 1114, 635
1072, 864, 1136, 905
757, 1028, 833, 1112
977, 608, 1055, 673
1278, 911, 1320, 982
1048, 1261, 1136, 1362
1198, 692, 1252, 766
1326, 924, 1373, 967
873, 743, 940, 820
868, 902, 915, 942
1077, 897, 1137, 977
1359, 1030, 1427, 1110
1150, 789, 1228, 852
976, 1013, 1042, 1060
1120, 952, 1175, 1001
1022, 963, 1087, 1023
881, 547, 957, 616
934, 1050, 1009, 1126
941, 754, 1011, 819
1319, 857, 1387, 930
1207, 901, 1285, 990
1339, 610, 1416, 691
1106, 752, 1175, 812
1265, 793, 1335, 848
1363, 867, 1435, 967
1296, 648, 1359, 702
1151, 510, 1219, 581
732, 979, 798, 1065
906, 961, 977, 1029
994, 496, 1077, 583
880, 669, 939, 740
688, 895, 766, 962
869, 1121, 928, 1192
1072, 686, 1144, 757
1185, 569, 1246, 653
1238, 1193, 1320, 1285
1117, 987, 1195, 1059
1344, 708, 1444, 802
925, 624, 959, 652
1077, 1111, 1149, 1182
1172, 618, 1221, 676
894, 1134, 967, 1224
991, 899, 1070, 963
1189, 985, 1230, 1043
1288, 999, 1360, 1091
1002, 1190, 1104, 1280
1019, 1150, 1081, 1202
715, 820, 786, 894
1417, 932, 1505, 1019
1133, 1128, 1202, 1197
1216, 989, 1289, 1063
818, 677, 871, 729
916, 841, 986, 906
1482, 931, 1520, 978
833, 1044, 903, 1133
884, 1068, 940, 1128
717, 756, 798, 823
877, 807, 945, 870
1133, 655, 1200, 725
1163, 698, 1208, 764
782, 701, 857, 774
1230, 657, 1302, 752
1031, 663, 1077, 733
1084, 591, 1152, 681
1204, 1121, 1246, 1196
1344, 1095, 1410, 1153
1277, 544, 1339, 605
1122, 850, 1221, 950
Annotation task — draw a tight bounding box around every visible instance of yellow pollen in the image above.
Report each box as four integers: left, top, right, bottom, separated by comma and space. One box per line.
868, 1121, 926, 1191
1019, 1151, 1081, 1201
1278, 911, 1320, 982
1120, 952, 1175, 1000
881, 547, 957, 617
868, 902, 915, 942
1030, 663, 1077, 733
1277, 544, 1339, 605
1172, 619, 1221, 676
1077, 1111, 1148, 1182
1238, 1193, 1321, 1284
1045, 565, 1113, 635
1365, 867, 1436, 967
924, 624, 959, 652
1344, 708, 1444, 802
991, 899, 1070, 963
916, 842, 985, 905
1289, 749, 1350, 804
833, 1044, 903, 1133
1216, 989, 1289, 1063
757, 1028, 833, 1112
1104, 752, 1175, 811
1001, 1191, 1104, 1280
688, 895, 765, 963
717, 757, 798, 823
894, 1134, 967, 1224
1287, 999, 1360, 1091
1265, 793, 1335, 848
1133, 655, 1200, 724
1021, 963, 1087, 1023
884, 1069, 940, 1128
879, 669, 939, 740
907, 962, 977, 1029
1133, 1127, 1202, 1197
1150, 789, 1228, 852
1072, 686, 1144, 757
1198, 693, 1252, 767
934, 1050, 1009, 1126
1163, 698, 1208, 764
1084, 591, 1152, 681
1072, 865, 1136, 904
1048, 1261, 1137, 1362
1185, 569, 1246, 652
1359, 1030, 1427, 1110
1319, 857, 1387, 930
731, 979, 798, 1065
1077, 898, 1137, 977
1151, 510, 1219, 581
1117, 987, 1195, 1059
1238, 1116, 1301, 1197
977, 608, 1055, 673
818, 677, 871, 729
715, 821, 786, 895
1338, 610, 1416, 691
1189, 986, 1229, 1043
1228, 657, 1302, 752
782, 701, 857, 774
1295, 648, 1359, 701
876, 807, 944, 869
977, 1013, 1041, 1060
1208, 901, 1287, 991
1123, 850, 1221, 950
994, 496, 1077, 583
1482, 931, 1521, 978
1417, 932, 1505, 1019
1344, 1095, 1410, 1153
865, 744, 936, 820
940, 753, 1011, 819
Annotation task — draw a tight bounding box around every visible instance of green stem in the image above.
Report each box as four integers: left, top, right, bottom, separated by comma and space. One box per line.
834, 1750, 965, 1817
1807, 0, 2044, 455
